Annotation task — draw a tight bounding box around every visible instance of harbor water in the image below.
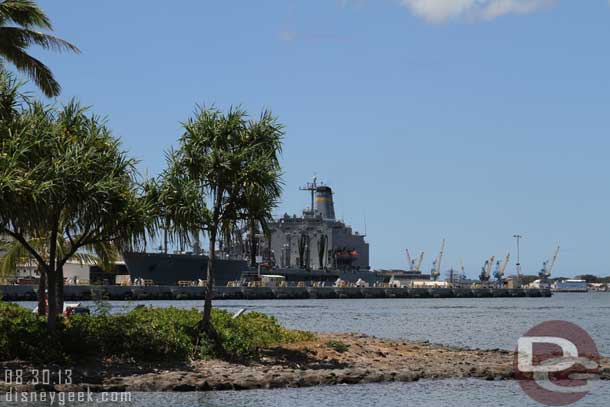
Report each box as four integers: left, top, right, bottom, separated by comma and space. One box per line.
10, 380, 609, 407
123, 380, 610, 407
11, 293, 610, 406
18, 292, 610, 353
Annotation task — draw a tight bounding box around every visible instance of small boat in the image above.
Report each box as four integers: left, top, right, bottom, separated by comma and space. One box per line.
32, 302, 90, 316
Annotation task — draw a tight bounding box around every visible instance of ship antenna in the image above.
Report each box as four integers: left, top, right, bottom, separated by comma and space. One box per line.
299, 175, 318, 214
363, 213, 367, 237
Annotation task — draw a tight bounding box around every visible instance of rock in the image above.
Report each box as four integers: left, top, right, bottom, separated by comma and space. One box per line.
4, 332, 605, 393
173, 383, 196, 391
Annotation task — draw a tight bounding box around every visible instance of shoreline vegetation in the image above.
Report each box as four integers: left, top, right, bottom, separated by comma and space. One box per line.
1, 67, 285, 335
0, 303, 312, 364
0, 304, 608, 393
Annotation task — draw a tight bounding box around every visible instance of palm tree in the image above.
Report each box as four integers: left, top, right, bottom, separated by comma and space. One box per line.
0, 0, 79, 97
177, 106, 284, 334
240, 112, 284, 267
244, 193, 274, 268
179, 106, 247, 333
155, 150, 208, 254
0, 235, 47, 315
0, 98, 152, 330
0, 69, 27, 120
0, 232, 118, 315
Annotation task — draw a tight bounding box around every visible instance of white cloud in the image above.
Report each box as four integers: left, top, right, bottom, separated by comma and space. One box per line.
400, 0, 556, 23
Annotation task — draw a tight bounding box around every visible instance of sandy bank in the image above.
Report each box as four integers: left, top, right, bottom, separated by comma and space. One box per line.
1, 333, 608, 392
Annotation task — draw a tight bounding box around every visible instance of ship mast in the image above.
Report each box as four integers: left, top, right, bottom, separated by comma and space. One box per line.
299, 176, 318, 215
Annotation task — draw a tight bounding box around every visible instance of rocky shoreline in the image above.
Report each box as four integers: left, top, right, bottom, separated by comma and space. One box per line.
1, 333, 608, 392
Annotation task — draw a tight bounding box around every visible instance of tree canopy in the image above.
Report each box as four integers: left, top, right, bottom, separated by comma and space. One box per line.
156, 105, 284, 332
0, 83, 153, 328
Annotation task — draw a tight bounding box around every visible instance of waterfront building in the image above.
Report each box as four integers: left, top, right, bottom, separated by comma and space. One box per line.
552, 279, 588, 292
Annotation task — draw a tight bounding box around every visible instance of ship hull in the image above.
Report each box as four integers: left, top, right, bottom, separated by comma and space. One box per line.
123, 252, 248, 286
123, 252, 389, 287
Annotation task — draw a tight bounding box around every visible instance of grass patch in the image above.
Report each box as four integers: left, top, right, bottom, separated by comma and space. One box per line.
325, 340, 350, 353
0, 302, 314, 364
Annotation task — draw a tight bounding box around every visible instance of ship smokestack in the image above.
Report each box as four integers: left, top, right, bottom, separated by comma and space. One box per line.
315, 186, 335, 220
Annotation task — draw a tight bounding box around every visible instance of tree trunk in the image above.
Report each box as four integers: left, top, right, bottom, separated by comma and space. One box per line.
46, 226, 59, 330
163, 220, 169, 254
199, 227, 229, 359
201, 229, 216, 331
55, 265, 64, 315
46, 269, 57, 330
249, 220, 257, 268
200, 188, 225, 358
37, 267, 46, 317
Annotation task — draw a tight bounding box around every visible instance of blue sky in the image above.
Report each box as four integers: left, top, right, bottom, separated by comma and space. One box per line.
25, 1, 610, 277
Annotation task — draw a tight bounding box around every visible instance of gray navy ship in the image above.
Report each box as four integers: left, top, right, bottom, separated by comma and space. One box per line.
124, 178, 402, 286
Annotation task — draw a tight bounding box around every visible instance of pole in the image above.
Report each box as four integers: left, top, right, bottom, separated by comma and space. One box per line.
513, 235, 523, 286
513, 234, 522, 276
311, 189, 314, 214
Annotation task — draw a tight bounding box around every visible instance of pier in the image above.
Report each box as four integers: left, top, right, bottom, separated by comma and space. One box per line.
0, 285, 552, 302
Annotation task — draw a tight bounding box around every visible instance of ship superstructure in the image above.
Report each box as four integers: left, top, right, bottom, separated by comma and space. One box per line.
123, 177, 374, 286
268, 178, 369, 271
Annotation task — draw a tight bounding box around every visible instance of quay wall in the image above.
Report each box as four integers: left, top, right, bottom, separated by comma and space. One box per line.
0, 285, 552, 301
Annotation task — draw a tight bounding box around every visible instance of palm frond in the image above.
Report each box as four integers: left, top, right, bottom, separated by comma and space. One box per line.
0, 1, 78, 96
0, 236, 38, 278
0, 0, 52, 30
0, 27, 79, 53
0, 44, 59, 96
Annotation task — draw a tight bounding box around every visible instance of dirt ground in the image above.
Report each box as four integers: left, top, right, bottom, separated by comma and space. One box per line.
1, 333, 608, 392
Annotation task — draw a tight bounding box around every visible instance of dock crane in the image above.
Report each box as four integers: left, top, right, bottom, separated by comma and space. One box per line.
430, 239, 445, 281
479, 256, 495, 282
406, 249, 413, 270
415, 251, 424, 272
539, 246, 560, 281
406, 249, 425, 272
494, 253, 510, 284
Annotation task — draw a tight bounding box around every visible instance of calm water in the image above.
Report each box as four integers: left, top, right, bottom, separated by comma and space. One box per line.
19, 292, 610, 352
135, 380, 610, 407
12, 293, 610, 406
4, 380, 609, 407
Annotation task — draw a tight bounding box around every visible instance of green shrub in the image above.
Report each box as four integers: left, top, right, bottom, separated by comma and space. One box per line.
59, 308, 201, 362
325, 340, 350, 353
206, 311, 314, 359
0, 302, 65, 362
0, 303, 314, 364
